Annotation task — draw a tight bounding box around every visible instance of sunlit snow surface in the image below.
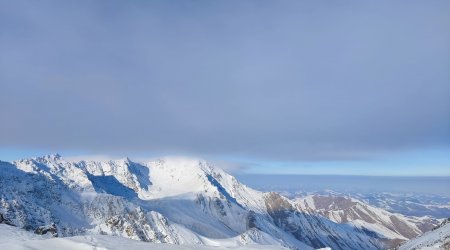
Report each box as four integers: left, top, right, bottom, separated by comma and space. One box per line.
0, 155, 445, 250
0, 224, 288, 250
399, 222, 450, 249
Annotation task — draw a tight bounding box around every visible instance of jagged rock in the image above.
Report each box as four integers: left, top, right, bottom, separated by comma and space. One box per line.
34, 223, 58, 237
0, 213, 14, 226
398, 218, 450, 249
295, 194, 440, 248
0, 155, 441, 250
246, 211, 258, 229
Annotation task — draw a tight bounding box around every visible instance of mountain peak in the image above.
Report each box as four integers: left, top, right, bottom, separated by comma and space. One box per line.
31, 153, 62, 163
50, 153, 62, 160
117, 156, 132, 164
0, 154, 436, 250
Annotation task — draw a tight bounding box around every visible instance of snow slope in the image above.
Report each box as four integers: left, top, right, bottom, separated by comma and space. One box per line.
0, 155, 437, 249
0, 224, 288, 250
295, 195, 439, 248
398, 219, 450, 250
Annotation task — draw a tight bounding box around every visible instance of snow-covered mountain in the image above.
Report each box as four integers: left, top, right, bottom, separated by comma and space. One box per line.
295, 195, 440, 248
398, 219, 450, 250
349, 193, 450, 219
0, 155, 439, 249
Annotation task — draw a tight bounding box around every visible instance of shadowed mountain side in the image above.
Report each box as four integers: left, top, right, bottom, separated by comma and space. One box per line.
88, 174, 138, 200
0, 156, 439, 249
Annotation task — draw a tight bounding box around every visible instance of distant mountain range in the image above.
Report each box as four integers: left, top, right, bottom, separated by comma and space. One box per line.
295, 195, 440, 249
0, 155, 447, 249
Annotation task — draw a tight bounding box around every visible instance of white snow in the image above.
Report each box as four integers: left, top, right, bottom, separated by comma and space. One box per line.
0, 224, 288, 250
0, 155, 440, 250
295, 194, 431, 242
399, 222, 450, 250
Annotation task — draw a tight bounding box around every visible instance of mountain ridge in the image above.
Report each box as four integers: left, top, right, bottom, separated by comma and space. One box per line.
0, 154, 439, 249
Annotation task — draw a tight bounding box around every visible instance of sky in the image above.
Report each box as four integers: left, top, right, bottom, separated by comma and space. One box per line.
0, 1, 449, 175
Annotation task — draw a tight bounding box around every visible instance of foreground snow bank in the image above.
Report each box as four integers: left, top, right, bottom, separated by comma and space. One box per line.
0, 224, 288, 250
399, 221, 450, 250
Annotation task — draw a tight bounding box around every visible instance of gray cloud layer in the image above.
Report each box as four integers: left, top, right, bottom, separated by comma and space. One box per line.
1, 1, 449, 161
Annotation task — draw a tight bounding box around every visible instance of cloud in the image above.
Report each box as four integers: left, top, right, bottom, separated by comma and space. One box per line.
205, 159, 250, 174
0, 1, 449, 162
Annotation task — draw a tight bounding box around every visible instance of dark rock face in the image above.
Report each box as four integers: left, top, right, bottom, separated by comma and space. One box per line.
264, 192, 301, 232
443, 241, 450, 250
300, 194, 435, 246
0, 213, 14, 226
246, 211, 258, 229
264, 192, 381, 250
34, 223, 58, 237
264, 192, 329, 248
436, 218, 450, 229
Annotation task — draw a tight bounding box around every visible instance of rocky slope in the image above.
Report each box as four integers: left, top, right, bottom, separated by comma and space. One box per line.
398, 219, 450, 249
295, 195, 440, 248
0, 155, 438, 249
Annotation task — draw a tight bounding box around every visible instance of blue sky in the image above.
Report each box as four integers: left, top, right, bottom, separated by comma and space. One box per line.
1, 147, 449, 176
0, 1, 449, 175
